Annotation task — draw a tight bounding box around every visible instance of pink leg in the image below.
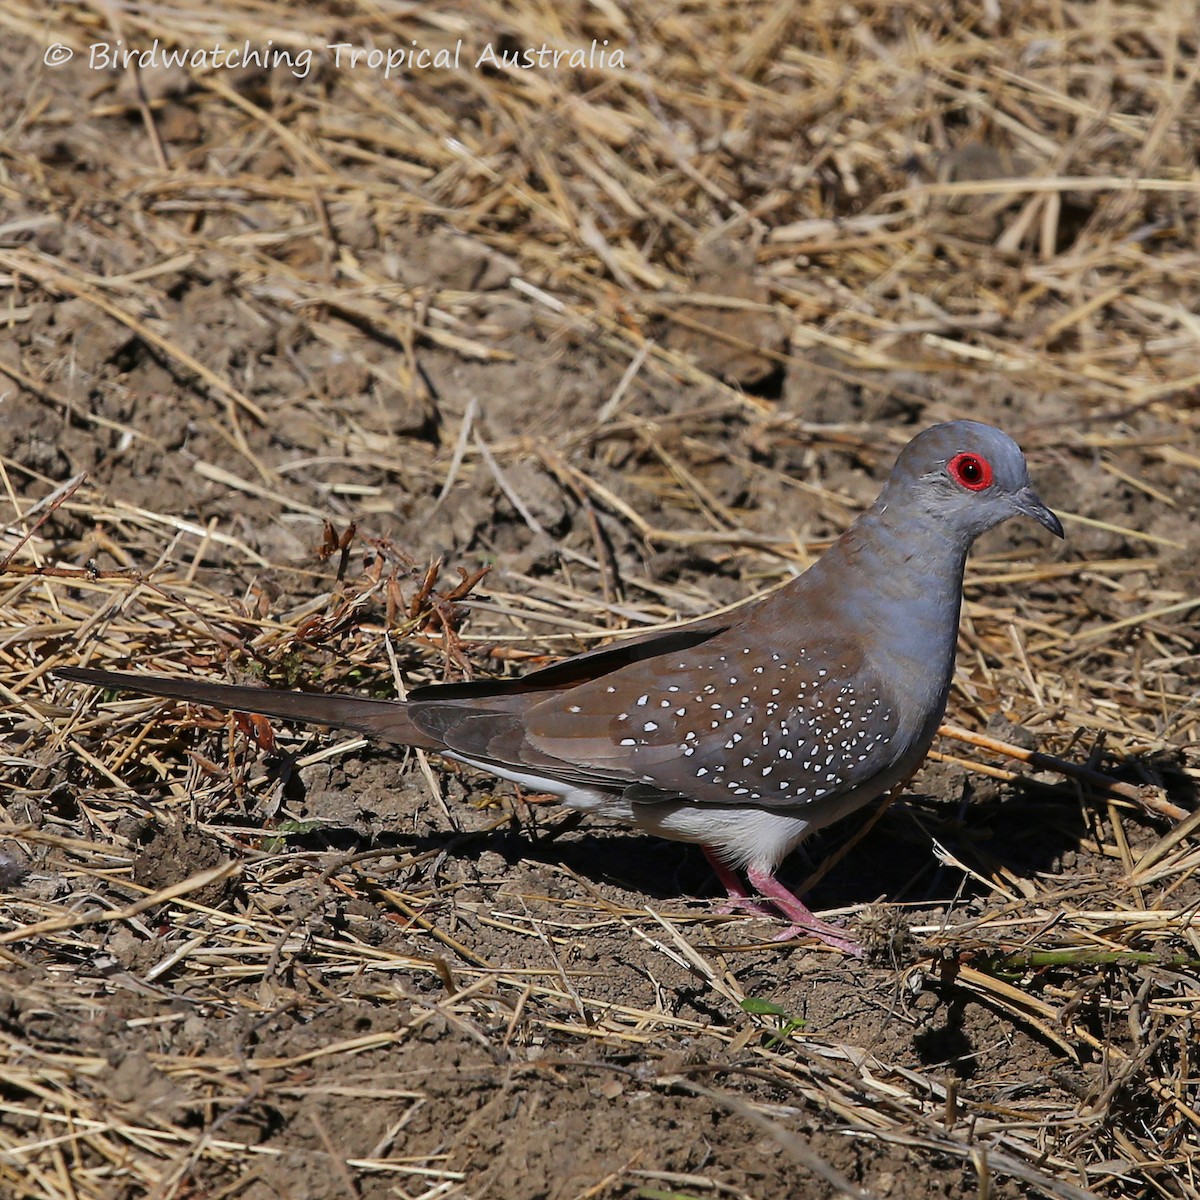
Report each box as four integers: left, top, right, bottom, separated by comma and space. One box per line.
746, 867, 862, 956
702, 846, 775, 917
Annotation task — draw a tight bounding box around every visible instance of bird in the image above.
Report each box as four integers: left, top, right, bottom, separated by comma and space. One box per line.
58, 421, 1063, 953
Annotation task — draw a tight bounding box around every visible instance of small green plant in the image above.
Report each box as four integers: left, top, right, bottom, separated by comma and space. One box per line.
740, 996, 807, 1046
259, 818, 329, 854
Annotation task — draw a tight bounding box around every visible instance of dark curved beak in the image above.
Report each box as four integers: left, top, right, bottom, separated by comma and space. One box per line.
1015, 487, 1064, 538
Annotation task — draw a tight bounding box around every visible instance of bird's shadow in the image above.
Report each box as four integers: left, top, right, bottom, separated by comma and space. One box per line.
266, 749, 1195, 914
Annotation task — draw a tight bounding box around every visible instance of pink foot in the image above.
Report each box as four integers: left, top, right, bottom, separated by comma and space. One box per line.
703, 847, 776, 917
746, 867, 862, 957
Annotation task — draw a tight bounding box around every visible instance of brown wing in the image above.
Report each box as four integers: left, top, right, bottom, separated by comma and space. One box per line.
519, 629, 903, 809
407, 616, 729, 702
402, 615, 749, 789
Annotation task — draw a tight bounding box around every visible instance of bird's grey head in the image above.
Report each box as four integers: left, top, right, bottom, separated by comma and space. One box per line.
878, 421, 1064, 545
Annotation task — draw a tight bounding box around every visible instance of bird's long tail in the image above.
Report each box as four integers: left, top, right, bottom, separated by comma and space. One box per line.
56, 666, 437, 749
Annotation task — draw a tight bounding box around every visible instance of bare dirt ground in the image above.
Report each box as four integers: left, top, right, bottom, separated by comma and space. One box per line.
1, 3, 1199, 1198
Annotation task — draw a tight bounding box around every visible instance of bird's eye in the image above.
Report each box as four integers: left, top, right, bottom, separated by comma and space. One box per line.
947, 452, 993, 491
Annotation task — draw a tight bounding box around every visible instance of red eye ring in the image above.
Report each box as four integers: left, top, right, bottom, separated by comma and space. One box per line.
947, 452, 993, 491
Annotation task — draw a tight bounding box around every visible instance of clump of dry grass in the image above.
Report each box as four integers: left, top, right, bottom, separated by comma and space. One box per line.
0, 0, 1198, 1197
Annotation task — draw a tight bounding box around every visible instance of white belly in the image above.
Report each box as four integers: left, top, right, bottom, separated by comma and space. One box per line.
445, 753, 820, 873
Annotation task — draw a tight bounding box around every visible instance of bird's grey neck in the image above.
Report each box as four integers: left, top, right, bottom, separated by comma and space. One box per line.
870, 497, 971, 565
804, 503, 969, 684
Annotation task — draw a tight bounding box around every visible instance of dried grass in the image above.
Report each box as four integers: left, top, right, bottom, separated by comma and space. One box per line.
0, 0, 1198, 1197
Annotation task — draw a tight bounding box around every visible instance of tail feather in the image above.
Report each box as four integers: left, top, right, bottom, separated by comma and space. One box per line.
56, 666, 435, 749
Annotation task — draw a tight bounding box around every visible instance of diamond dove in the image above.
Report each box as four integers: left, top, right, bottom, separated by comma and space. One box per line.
59, 421, 1063, 953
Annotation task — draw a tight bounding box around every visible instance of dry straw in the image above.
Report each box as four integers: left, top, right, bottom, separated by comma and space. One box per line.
0, 0, 1198, 1197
